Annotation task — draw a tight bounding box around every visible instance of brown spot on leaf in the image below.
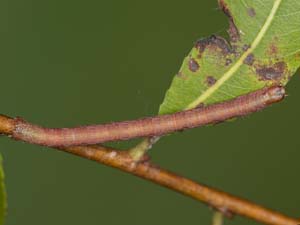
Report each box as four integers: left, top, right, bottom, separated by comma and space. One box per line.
247, 8, 256, 17
266, 42, 278, 56
266, 37, 280, 57
228, 20, 240, 42
206, 76, 217, 87
177, 71, 188, 80
244, 53, 255, 65
242, 44, 251, 51
225, 58, 232, 66
218, 0, 240, 42
189, 58, 200, 72
207, 36, 231, 54
255, 62, 287, 81
295, 52, 300, 61
195, 35, 232, 58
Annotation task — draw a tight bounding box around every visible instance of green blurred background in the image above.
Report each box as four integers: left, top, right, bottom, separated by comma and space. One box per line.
0, 0, 299, 224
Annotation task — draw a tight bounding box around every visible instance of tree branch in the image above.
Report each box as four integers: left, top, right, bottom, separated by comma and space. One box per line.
50, 146, 300, 225
0, 86, 298, 225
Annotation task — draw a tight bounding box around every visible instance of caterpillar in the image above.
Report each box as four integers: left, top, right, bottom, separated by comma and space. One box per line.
11, 86, 285, 147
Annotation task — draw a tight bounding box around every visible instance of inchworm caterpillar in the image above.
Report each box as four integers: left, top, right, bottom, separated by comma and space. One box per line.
12, 86, 285, 147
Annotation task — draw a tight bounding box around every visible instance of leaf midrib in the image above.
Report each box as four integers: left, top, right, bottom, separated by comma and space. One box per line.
185, 0, 282, 110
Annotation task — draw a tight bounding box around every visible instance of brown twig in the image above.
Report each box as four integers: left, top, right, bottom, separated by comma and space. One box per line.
7, 143, 300, 225
0, 87, 299, 225
9, 86, 285, 147
45, 147, 300, 225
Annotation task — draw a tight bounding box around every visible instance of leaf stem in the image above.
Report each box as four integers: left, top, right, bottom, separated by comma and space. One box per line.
212, 212, 224, 225
129, 137, 160, 161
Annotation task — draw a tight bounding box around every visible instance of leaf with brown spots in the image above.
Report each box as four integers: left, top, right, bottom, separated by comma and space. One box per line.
159, 0, 300, 115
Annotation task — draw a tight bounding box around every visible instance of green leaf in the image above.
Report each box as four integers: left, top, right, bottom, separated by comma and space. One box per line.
0, 155, 6, 225
159, 0, 300, 115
